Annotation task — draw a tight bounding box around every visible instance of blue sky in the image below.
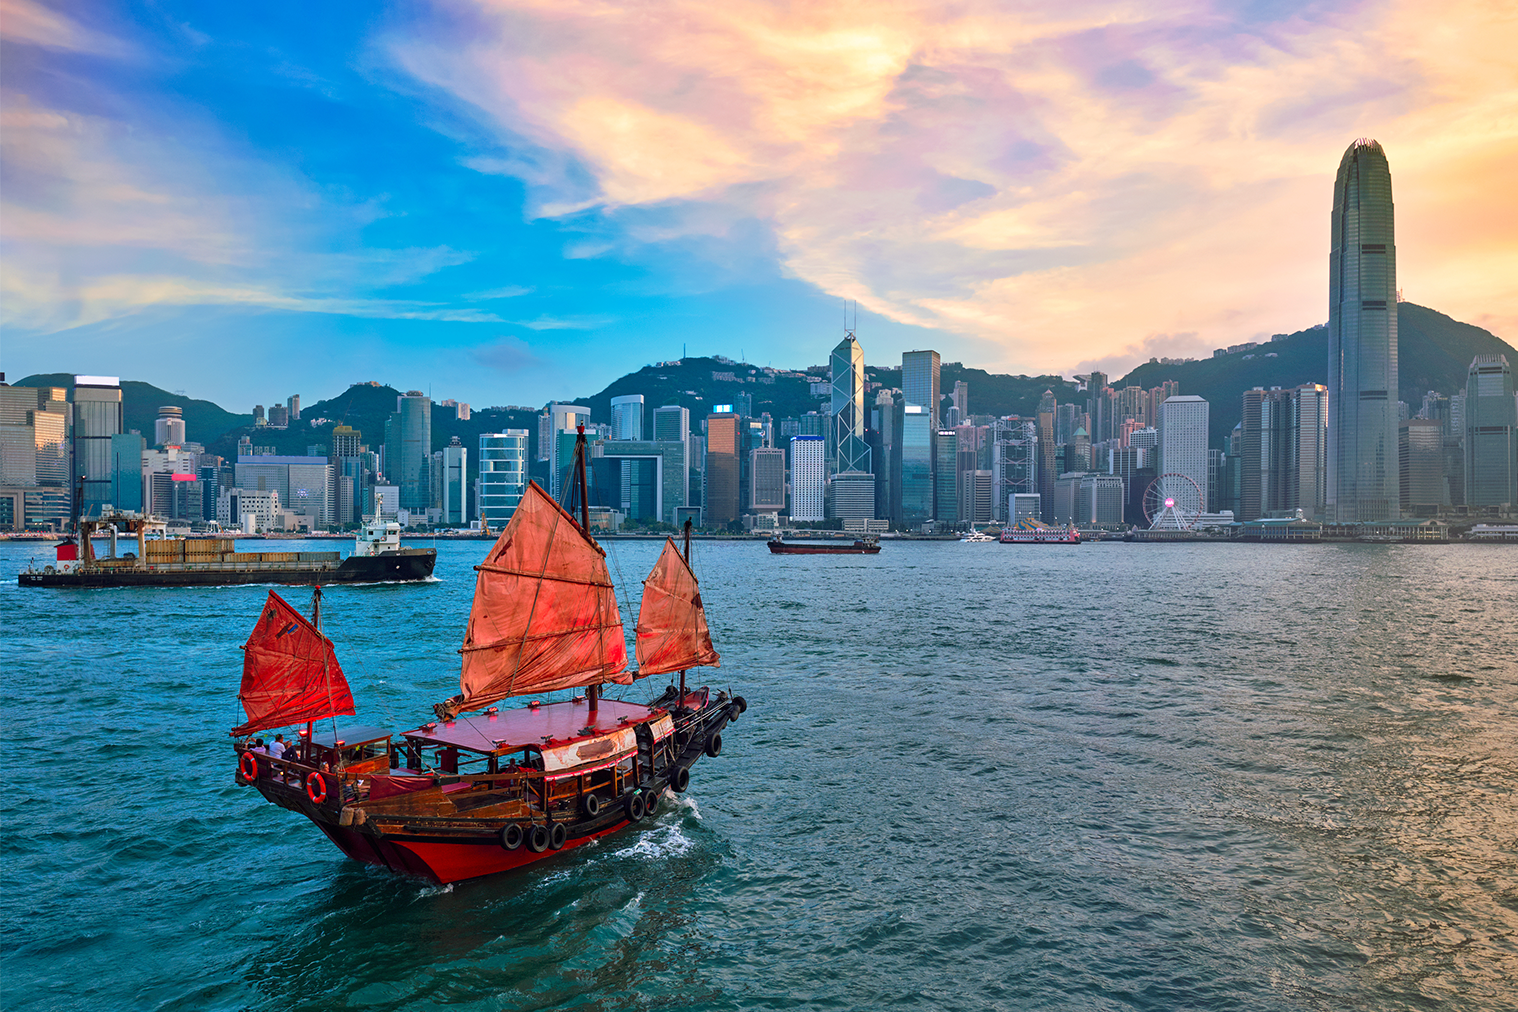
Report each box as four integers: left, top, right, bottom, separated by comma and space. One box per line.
3, 0, 1513, 411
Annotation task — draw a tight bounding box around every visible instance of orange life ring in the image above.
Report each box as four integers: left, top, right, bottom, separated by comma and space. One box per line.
306, 772, 328, 804
239, 750, 259, 780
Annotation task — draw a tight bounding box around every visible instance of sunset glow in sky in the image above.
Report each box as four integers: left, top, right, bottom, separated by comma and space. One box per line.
3, 0, 1515, 407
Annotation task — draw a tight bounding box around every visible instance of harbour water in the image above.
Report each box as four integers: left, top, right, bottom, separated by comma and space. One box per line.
2, 538, 1515, 1011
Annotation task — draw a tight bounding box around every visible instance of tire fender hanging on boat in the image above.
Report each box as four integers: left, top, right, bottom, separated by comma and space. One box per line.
671, 767, 690, 793
527, 824, 549, 853
705, 732, 723, 757
583, 792, 601, 818
625, 791, 646, 823
500, 824, 524, 850
548, 822, 568, 850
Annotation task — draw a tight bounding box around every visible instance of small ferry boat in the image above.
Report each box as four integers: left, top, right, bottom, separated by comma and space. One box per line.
19, 496, 434, 587
999, 519, 1081, 545
231, 429, 741, 884
767, 534, 881, 555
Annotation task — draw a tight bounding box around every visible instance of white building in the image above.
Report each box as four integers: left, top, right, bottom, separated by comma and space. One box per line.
789, 435, 824, 522
610, 394, 645, 441
441, 438, 468, 525
479, 432, 528, 528
217, 487, 281, 533
1158, 396, 1211, 510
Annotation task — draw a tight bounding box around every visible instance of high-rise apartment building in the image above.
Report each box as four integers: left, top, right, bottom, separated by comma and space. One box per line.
287, 394, 301, 422
705, 412, 740, 527
952, 381, 969, 420
789, 435, 824, 522
72, 376, 122, 515
610, 394, 644, 441
1464, 354, 1516, 508
1328, 138, 1399, 521
479, 431, 528, 528
831, 335, 870, 475
902, 351, 941, 429
1158, 395, 1210, 510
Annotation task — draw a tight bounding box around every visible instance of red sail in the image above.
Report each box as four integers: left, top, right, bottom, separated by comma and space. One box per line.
635, 537, 721, 677
444, 482, 628, 717
232, 590, 354, 737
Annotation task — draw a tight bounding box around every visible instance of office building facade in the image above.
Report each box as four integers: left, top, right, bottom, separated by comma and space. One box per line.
611, 395, 645, 441
1158, 395, 1210, 510
1328, 138, 1400, 521
902, 350, 941, 429
479, 431, 528, 528
1464, 354, 1516, 508
789, 435, 825, 522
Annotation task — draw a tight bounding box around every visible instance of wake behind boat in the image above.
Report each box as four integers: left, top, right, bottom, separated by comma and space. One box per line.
230, 428, 743, 884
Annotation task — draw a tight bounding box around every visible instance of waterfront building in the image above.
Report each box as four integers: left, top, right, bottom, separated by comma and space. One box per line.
831, 335, 871, 475
593, 438, 689, 524
478, 431, 528, 528
1010, 493, 1041, 523
1464, 355, 1516, 508
749, 446, 786, 516
1328, 138, 1400, 522
72, 376, 122, 515
110, 433, 145, 512
1399, 419, 1447, 512
367, 484, 400, 521
154, 406, 185, 447
992, 418, 1037, 524
827, 470, 876, 522
897, 405, 931, 527
705, 412, 740, 527
1240, 385, 1328, 520
902, 350, 941, 429
789, 435, 825, 522
934, 430, 959, 525
873, 389, 897, 524
217, 487, 281, 532
234, 455, 333, 525
197, 463, 220, 522
441, 437, 468, 525
961, 469, 993, 524
611, 394, 645, 441
1158, 395, 1210, 510
1071, 473, 1125, 524
1037, 390, 1057, 521
385, 391, 432, 510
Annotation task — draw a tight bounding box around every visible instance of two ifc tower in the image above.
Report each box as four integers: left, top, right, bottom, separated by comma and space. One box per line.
1329, 138, 1399, 522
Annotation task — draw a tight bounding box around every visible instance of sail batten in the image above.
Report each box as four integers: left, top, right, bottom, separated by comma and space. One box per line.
440, 482, 629, 718
231, 590, 355, 737
635, 538, 721, 678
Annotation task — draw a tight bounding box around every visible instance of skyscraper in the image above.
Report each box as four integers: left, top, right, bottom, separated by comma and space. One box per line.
789, 435, 824, 522
903, 351, 941, 429
653, 405, 689, 443
1464, 354, 1516, 508
610, 394, 645, 441
1329, 138, 1399, 521
386, 391, 432, 510
442, 436, 468, 525
899, 405, 933, 526
72, 376, 122, 514
155, 406, 185, 447
705, 412, 740, 527
479, 431, 528, 527
831, 335, 870, 475
1158, 395, 1210, 511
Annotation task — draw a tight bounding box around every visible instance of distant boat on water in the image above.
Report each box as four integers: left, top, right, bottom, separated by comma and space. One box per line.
767, 534, 881, 555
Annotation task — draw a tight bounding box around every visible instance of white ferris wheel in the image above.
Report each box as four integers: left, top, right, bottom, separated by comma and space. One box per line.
1143, 473, 1203, 530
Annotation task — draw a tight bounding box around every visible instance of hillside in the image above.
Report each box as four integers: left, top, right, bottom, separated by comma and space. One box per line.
1115, 302, 1515, 448
16, 373, 253, 446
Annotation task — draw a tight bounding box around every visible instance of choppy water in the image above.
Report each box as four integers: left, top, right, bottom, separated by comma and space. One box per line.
2, 537, 1516, 1011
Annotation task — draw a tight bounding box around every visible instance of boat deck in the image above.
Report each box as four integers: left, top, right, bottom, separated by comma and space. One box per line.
404, 698, 662, 752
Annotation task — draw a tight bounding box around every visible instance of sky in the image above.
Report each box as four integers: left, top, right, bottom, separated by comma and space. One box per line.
2, 0, 1515, 411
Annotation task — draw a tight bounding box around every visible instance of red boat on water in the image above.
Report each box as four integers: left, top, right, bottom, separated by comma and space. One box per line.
767, 535, 881, 555
230, 429, 742, 884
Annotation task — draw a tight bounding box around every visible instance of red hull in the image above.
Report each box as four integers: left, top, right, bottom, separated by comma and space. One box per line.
767, 542, 880, 554
317, 816, 637, 884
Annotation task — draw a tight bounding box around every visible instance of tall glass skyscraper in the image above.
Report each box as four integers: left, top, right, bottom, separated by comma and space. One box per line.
831, 335, 870, 475
610, 394, 644, 441
900, 405, 933, 526
478, 431, 528, 528
1464, 354, 1516, 508
386, 391, 432, 510
72, 376, 122, 515
902, 350, 941, 429
1328, 138, 1399, 522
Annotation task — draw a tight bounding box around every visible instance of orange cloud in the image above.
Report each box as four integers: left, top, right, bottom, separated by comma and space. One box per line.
399, 0, 1518, 373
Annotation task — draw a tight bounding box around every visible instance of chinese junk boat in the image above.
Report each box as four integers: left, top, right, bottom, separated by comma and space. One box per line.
231, 430, 743, 884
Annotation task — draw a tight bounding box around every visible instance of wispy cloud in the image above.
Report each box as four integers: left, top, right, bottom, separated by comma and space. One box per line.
393, 0, 1518, 375
464, 284, 533, 300
0, 0, 135, 57
508, 314, 615, 331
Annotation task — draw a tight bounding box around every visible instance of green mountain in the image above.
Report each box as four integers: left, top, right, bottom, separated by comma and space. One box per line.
1114, 303, 1515, 448
15, 373, 254, 446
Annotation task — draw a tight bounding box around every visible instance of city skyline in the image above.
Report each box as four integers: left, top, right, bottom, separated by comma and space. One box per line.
3, 1, 1515, 411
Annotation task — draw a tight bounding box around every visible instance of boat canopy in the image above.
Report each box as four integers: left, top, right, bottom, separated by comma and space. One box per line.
231, 590, 355, 737
635, 537, 720, 677
439, 482, 629, 719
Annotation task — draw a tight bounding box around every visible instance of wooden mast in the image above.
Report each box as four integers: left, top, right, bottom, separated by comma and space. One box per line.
678, 518, 692, 706
576, 424, 600, 717
307, 584, 321, 762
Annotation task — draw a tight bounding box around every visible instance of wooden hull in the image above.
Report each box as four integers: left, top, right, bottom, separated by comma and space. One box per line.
243, 692, 736, 885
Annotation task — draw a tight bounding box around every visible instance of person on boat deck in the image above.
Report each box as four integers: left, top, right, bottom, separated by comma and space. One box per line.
268, 735, 287, 760
249, 738, 267, 754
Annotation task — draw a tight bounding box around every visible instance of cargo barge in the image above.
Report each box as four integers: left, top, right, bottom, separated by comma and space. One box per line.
18, 500, 435, 588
